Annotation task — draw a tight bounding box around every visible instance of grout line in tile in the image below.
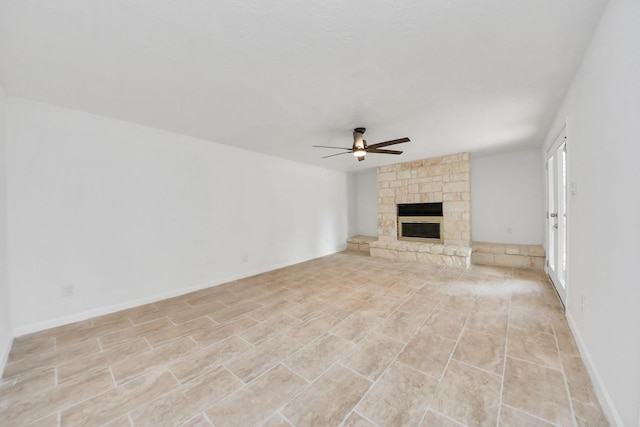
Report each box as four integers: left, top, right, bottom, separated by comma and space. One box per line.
449, 357, 502, 379
435, 301, 473, 384
177, 413, 202, 427
553, 318, 579, 427
352, 409, 383, 427
244, 363, 316, 422
348, 294, 437, 427
277, 410, 296, 427
142, 336, 152, 351
501, 403, 564, 427
107, 366, 117, 387
415, 292, 475, 427
201, 412, 215, 426
187, 335, 201, 349
337, 361, 376, 384
167, 368, 181, 385
429, 408, 467, 426
508, 321, 556, 338
22, 370, 119, 425
233, 333, 257, 349
504, 354, 564, 374
221, 362, 249, 385
495, 294, 512, 426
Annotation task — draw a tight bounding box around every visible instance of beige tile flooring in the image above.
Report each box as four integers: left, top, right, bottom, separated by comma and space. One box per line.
0, 251, 609, 426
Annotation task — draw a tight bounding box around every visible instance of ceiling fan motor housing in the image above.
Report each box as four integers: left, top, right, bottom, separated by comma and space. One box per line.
353, 128, 366, 150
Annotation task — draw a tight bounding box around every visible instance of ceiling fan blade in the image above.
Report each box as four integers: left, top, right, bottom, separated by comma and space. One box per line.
321, 151, 352, 159
312, 145, 352, 150
366, 137, 410, 150
367, 148, 403, 155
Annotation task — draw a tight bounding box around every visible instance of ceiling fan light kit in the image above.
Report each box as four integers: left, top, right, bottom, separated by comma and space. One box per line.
313, 128, 410, 162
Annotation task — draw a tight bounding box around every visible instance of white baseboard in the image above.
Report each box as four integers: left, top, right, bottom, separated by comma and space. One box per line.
12, 257, 314, 337
0, 332, 14, 376
566, 311, 623, 427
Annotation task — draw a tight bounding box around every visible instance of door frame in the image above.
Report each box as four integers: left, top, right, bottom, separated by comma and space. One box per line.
545, 123, 568, 307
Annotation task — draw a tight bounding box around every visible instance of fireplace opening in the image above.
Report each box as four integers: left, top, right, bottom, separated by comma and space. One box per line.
397, 203, 444, 243
397, 203, 443, 217
402, 221, 441, 239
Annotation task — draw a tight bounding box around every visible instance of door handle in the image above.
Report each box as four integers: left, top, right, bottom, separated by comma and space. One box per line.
550, 213, 558, 218
553, 224, 558, 229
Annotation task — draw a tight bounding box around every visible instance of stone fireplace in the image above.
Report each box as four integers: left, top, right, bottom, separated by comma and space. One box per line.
369, 152, 472, 267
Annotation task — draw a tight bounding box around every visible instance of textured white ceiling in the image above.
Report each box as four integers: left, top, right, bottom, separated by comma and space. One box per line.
0, 0, 608, 172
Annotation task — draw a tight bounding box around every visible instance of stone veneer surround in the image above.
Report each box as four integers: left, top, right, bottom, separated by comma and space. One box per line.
376, 152, 471, 247
472, 242, 545, 270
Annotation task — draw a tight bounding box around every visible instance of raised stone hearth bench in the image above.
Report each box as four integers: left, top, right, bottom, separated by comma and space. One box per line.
370, 240, 472, 268
346, 235, 377, 254
471, 242, 545, 270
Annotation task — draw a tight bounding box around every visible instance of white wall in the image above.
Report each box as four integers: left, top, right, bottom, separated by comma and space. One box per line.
544, 0, 640, 425
471, 149, 544, 244
0, 85, 12, 371
6, 98, 352, 333
354, 169, 378, 237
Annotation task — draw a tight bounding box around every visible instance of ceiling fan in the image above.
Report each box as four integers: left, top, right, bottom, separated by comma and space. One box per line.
314, 128, 410, 162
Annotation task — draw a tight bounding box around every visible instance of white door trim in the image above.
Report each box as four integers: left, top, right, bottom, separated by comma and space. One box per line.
545, 124, 568, 306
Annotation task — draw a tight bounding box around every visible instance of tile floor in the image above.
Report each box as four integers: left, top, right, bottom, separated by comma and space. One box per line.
0, 251, 609, 426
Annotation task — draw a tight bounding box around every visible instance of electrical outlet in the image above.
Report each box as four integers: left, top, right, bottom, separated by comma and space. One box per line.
61, 285, 74, 297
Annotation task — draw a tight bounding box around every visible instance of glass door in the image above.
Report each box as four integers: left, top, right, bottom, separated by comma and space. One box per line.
546, 129, 567, 305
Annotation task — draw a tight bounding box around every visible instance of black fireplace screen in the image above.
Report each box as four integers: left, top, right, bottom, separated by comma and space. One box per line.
401, 222, 441, 239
